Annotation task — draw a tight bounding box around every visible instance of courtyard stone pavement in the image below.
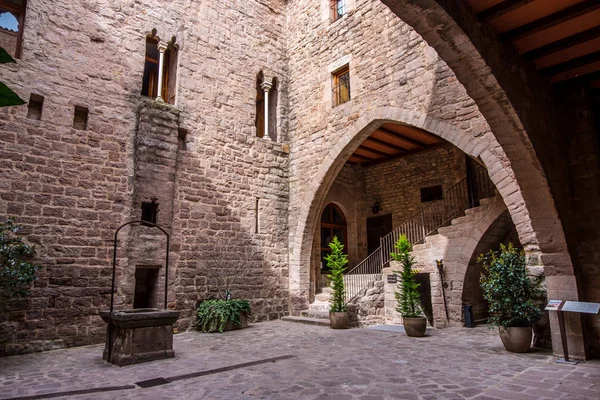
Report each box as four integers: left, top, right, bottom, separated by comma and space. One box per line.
1, 321, 599, 400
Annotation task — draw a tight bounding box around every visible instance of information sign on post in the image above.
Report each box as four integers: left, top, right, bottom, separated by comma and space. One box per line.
545, 300, 600, 364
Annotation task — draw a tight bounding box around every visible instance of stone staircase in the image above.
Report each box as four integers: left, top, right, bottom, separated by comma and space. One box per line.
411, 195, 498, 263
283, 193, 504, 328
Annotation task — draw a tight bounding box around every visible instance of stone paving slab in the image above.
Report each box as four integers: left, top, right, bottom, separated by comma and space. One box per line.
0, 321, 599, 400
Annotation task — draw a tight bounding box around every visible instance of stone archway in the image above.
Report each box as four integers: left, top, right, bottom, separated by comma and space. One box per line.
379, 0, 585, 358
289, 106, 581, 356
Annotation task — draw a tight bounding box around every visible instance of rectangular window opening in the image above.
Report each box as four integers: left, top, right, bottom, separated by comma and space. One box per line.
420, 185, 443, 203
141, 200, 159, 226
330, 0, 346, 21
73, 106, 88, 130
133, 266, 160, 309
332, 65, 350, 106
27, 93, 43, 120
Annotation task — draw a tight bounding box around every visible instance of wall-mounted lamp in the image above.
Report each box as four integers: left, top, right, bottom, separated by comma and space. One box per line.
371, 201, 382, 214
436, 259, 444, 271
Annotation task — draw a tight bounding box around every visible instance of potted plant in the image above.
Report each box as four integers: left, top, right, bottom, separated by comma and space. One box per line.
196, 298, 251, 332
391, 235, 426, 337
479, 243, 542, 353
326, 236, 349, 329
196, 238, 252, 332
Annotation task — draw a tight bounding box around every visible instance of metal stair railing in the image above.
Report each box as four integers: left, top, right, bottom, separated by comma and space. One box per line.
344, 162, 494, 303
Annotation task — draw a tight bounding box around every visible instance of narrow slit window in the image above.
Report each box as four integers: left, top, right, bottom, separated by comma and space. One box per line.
420, 185, 443, 202
0, 0, 27, 58
332, 65, 350, 106
27, 93, 43, 120
73, 106, 88, 130
268, 77, 278, 141
141, 200, 159, 226
178, 128, 188, 151
255, 71, 265, 138
255, 197, 260, 234
330, 0, 346, 22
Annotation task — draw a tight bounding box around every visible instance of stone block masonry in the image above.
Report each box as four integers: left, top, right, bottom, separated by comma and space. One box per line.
0, 0, 290, 355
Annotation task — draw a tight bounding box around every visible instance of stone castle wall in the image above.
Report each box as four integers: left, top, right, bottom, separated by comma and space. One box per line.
0, 0, 290, 355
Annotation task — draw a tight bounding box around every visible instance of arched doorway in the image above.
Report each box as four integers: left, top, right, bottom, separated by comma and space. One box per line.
319, 203, 347, 274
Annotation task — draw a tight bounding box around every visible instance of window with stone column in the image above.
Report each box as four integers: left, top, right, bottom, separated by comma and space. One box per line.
141, 34, 178, 104
0, 0, 27, 58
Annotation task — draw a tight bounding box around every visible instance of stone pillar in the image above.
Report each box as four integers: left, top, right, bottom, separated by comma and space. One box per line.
156, 41, 169, 103
261, 80, 272, 138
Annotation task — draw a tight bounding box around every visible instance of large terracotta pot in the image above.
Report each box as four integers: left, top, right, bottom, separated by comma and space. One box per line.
499, 326, 532, 353
329, 311, 349, 329
403, 317, 427, 337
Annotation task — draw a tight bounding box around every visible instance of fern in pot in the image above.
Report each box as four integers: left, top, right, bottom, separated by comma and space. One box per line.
479, 243, 542, 353
326, 236, 349, 329
391, 235, 426, 337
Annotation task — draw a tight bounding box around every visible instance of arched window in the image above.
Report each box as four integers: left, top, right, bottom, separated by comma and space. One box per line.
320, 203, 347, 271
0, 0, 27, 58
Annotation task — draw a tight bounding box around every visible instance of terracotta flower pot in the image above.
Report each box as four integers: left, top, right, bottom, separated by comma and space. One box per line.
499, 326, 532, 353
329, 311, 349, 329
403, 316, 427, 337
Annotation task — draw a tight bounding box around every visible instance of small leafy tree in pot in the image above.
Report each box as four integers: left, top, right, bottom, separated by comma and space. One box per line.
0, 219, 41, 298
479, 243, 542, 352
391, 235, 426, 336
325, 236, 349, 328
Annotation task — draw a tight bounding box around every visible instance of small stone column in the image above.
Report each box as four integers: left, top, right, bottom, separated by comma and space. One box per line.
261, 80, 272, 138
156, 41, 169, 103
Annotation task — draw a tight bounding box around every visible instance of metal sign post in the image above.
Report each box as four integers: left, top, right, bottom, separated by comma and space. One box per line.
545, 299, 600, 364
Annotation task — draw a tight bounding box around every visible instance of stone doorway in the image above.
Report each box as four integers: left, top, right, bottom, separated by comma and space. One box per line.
366, 214, 392, 255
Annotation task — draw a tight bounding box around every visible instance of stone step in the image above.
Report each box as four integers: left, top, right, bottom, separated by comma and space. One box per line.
301, 309, 329, 319
281, 316, 330, 327
315, 292, 330, 302
307, 301, 330, 312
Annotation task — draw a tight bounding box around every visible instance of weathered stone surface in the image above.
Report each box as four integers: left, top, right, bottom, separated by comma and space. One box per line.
1, 321, 599, 399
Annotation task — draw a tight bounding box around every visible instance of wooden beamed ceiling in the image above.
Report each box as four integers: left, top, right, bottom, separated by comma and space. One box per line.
468, 0, 600, 87
346, 123, 445, 166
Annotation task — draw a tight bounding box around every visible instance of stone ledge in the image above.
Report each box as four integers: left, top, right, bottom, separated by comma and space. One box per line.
281, 316, 330, 326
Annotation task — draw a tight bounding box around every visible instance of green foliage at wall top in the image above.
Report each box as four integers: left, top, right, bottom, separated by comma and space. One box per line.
0, 46, 25, 107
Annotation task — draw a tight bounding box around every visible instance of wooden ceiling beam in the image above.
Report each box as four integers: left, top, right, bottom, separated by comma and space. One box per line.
554, 69, 600, 86
357, 145, 392, 158
360, 143, 447, 167
362, 136, 408, 153
540, 50, 600, 78
522, 26, 600, 62
348, 154, 372, 163
477, 0, 536, 24
376, 127, 427, 148
500, 0, 600, 42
